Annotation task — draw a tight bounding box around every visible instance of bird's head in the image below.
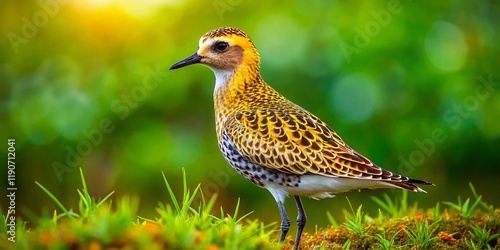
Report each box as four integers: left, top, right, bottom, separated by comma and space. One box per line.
170, 27, 260, 76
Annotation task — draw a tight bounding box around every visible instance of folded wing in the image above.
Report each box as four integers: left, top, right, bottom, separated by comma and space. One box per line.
225, 107, 431, 189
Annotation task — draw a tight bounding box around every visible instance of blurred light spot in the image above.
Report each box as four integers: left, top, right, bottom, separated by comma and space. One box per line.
254, 15, 307, 69
425, 21, 467, 72
84, 0, 113, 7
51, 90, 96, 139
9, 78, 56, 144
8, 57, 98, 143
76, 0, 179, 17
330, 74, 379, 123
17, 87, 58, 144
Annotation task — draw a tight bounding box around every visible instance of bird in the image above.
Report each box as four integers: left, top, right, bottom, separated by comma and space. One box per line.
169, 27, 433, 250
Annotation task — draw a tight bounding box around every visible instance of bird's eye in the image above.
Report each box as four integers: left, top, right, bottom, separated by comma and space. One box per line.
213, 41, 229, 53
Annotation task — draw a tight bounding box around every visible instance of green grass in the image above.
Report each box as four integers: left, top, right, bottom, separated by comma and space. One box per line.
2, 168, 277, 250
370, 190, 413, 219
464, 224, 500, 250
1, 170, 499, 249
402, 217, 440, 249
343, 199, 368, 238
373, 228, 400, 250
443, 182, 495, 223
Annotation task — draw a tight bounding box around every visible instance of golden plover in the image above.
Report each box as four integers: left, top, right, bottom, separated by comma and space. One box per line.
170, 27, 433, 250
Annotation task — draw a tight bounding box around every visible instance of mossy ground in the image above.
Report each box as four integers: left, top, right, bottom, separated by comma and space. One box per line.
284, 210, 500, 249
2, 170, 499, 249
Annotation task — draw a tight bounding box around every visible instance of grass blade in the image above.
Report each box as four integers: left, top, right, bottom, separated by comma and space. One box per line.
35, 181, 76, 220
162, 171, 180, 214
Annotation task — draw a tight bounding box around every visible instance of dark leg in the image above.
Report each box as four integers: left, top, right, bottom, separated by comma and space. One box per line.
277, 200, 291, 242
293, 196, 307, 250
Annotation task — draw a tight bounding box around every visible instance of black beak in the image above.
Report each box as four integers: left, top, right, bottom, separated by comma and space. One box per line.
169, 52, 203, 70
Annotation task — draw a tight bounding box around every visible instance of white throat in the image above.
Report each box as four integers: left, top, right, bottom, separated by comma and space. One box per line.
211, 68, 234, 94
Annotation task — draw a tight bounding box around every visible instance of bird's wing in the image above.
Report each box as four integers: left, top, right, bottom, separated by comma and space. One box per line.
224, 107, 405, 181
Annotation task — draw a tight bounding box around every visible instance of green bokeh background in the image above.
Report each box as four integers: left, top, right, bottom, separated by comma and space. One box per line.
1, 0, 499, 233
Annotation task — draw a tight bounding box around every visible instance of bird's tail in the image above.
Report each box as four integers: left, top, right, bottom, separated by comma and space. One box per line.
387, 178, 434, 193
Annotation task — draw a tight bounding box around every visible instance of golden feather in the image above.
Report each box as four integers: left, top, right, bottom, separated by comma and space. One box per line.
222, 82, 405, 181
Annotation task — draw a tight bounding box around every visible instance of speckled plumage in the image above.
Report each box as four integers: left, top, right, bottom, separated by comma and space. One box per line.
203, 27, 250, 40
170, 27, 433, 250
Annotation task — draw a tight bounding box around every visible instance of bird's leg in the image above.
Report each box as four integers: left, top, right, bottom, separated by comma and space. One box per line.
277, 200, 290, 242
293, 196, 307, 250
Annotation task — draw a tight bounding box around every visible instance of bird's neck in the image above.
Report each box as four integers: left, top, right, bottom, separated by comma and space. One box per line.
213, 64, 265, 107
213, 64, 265, 140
